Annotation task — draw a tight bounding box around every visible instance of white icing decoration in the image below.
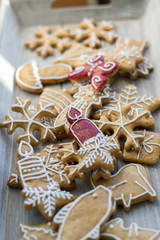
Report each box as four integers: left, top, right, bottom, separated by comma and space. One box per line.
96, 85, 156, 121
91, 76, 101, 89
54, 186, 113, 240
90, 164, 156, 209
101, 218, 160, 239
54, 43, 93, 63
54, 84, 110, 131
98, 61, 116, 72
130, 57, 153, 77
39, 63, 72, 80
69, 66, 85, 76
15, 60, 43, 90
20, 223, 57, 240
39, 88, 73, 114
95, 101, 149, 149
118, 50, 134, 59
9, 173, 19, 184
23, 180, 72, 217
78, 133, 118, 170
137, 130, 160, 160
2, 97, 56, 145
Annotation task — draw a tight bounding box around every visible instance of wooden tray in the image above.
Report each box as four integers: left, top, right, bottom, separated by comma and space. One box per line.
0, 0, 160, 239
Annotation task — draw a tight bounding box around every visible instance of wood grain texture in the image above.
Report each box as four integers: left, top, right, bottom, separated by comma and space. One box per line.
0, 0, 160, 239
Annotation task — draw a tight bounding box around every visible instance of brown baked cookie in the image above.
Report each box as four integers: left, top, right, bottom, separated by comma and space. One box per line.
100, 218, 160, 240
8, 172, 21, 188
72, 18, 117, 47
20, 222, 57, 240
95, 102, 155, 151
8, 143, 76, 190
63, 107, 121, 181
94, 84, 160, 120
54, 84, 110, 135
58, 140, 79, 163
15, 60, 72, 93
103, 38, 148, 72
25, 25, 71, 58
123, 130, 160, 165
38, 87, 74, 115
16, 141, 75, 220
119, 56, 153, 80
54, 186, 115, 240
90, 164, 156, 211
54, 43, 99, 68
0, 97, 57, 146
15, 60, 43, 93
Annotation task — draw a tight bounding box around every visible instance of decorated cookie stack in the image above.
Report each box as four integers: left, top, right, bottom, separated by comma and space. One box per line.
1, 18, 160, 239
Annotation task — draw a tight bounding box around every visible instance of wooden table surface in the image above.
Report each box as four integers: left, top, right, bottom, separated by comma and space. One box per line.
0, 0, 160, 239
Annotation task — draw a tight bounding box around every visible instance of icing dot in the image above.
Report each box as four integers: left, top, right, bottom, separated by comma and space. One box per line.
120, 59, 124, 63
99, 61, 102, 64
23, 169, 27, 173
28, 169, 31, 172
61, 164, 64, 170
32, 168, 36, 171
47, 222, 52, 226
128, 61, 131, 65
109, 224, 114, 229
37, 167, 41, 170
88, 72, 91, 77
92, 193, 98, 198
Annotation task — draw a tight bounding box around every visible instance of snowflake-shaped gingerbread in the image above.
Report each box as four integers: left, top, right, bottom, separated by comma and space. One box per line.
25, 25, 71, 58
95, 102, 155, 151
73, 18, 118, 47
0, 97, 57, 145
94, 84, 160, 120
68, 54, 119, 92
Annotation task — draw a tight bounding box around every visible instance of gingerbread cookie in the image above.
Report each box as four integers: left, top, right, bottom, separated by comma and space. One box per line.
8, 172, 21, 188
20, 222, 57, 240
123, 130, 160, 165
72, 18, 117, 47
120, 56, 153, 80
54, 186, 114, 240
25, 25, 71, 58
16, 141, 75, 220
63, 107, 121, 180
54, 84, 110, 135
9, 143, 75, 190
58, 140, 79, 163
100, 218, 160, 240
90, 164, 156, 211
68, 54, 119, 92
0, 97, 57, 146
94, 84, 160, 120
15, 60, 43, 93
103, 38, 148, 72
15, 61, 72, 93
95, 101, 155, 151
38, 87, 74, 114
54, 43, 99, 68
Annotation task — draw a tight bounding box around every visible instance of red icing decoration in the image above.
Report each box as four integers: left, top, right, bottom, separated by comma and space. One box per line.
67, 107, 102, 145
68, 54, 119, 92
